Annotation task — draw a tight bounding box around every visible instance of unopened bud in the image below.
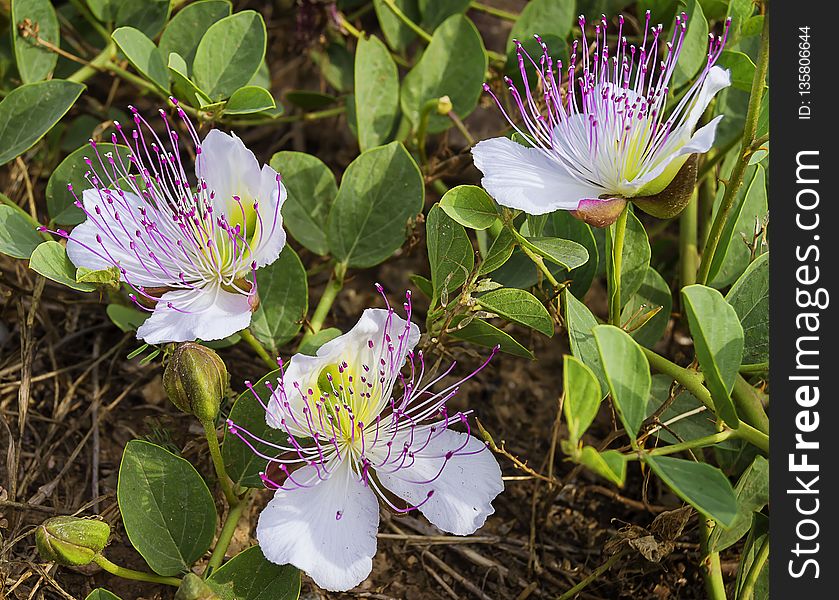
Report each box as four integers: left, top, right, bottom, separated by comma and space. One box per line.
437, 95, 453, 115
35, 516, 110, 566
163, 343, 228, 423
571, 196, 628, 228
175, 573, 220, 600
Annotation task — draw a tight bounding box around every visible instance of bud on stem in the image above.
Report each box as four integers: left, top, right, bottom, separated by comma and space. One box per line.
163, 343, 229, 424
35, 516, 110, 566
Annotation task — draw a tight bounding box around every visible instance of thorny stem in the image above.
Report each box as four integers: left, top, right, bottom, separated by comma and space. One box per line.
698, 11, 769, 284
298, 262, 347, 348
557, 550, 628, 600
203, 421, 238, 506
608, 205, 629, 326
93, 555, 182, 587
240, 328, 277, 370
641, 347, 769, 454
205, 490, 254, 577
701, 520, 728, 600
738, 536, 769, 600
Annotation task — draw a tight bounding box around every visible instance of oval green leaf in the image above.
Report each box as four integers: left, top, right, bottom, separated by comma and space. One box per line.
725, 253, 768, 365
0, 204, 43, 259
11, 0, 59, 83
448, 316, 533, 359
250, 246, 308, 352
562, 355, 602, 444
207, 546, 301, 600
427, 203, 474, 299
476, 288, 553, 337
159, 0, 232, 72
224, 86, 276, 115
112, 27, 170, 92
355, 34, 399, 151
29, 241, 96, 292
440, 185, 499, 231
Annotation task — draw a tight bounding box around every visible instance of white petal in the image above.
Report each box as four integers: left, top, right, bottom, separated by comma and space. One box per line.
67, 189, 175, 287
136, 284, 252, 344
270, 308, 420, 429
196, 130, 262, 212
683, 66, 731, 133
257, 462, 380, 592
472, 137, 606, 215
250, 164, 287, 268
376, 429, 503, 535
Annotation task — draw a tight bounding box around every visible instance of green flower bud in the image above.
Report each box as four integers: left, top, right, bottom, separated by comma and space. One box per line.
35, 516, 110, 566
570, 197, 628, 228
175, 573, 220, 600
437, 95, 453, 115
163, 342, 228, 423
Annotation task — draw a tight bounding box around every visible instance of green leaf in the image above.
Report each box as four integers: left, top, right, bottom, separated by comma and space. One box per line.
159, 0, 232, 72
725, 253, 769, 365
563, 288, 606, 393
478, 228, 515, 275
449, 316, 533, 359
620, 210, 652, 306
355, 34, 399, 151
46, 142, 133, 225
427, 203, 474, 299
409, 274, 433, 298
327, 142, 423, 268
112, 27, 169, 92
401, 15, 487, 133
718, 50, 757, 92
440, 185, 498, 231
168, 53, 213, 108
250, 247, 308, 352
0, 204, 42, 259
85, 590, 122, 600
269, 151, 336, 256
507, 0, 575, 53
682, 285, 744, 428
285, 90, 337, 110
621, 266, 672, 348
418, 0, 470, 30
734, 514, 769, 600
672, 0, 709, 87
577, 447, 626, 487
297, 328, 342, 356
0, 80, 85, 166
647, 375, 717, 444
11, 0, 59, 83
525, 237, 589, 271
644, 455, 738, 526
118, 440, 217, 576
594, 325, 651, 438
107, 304, 148, 333
541, 210, 598, 297
476, 288, 553, 337
224, 86, 275, 115
312, 43, 354, 93
207, 546, 300, 600
373, 0, 420, 52
562, 356, 602, 444
709, 455, 768, 552
193, 11, 267, 101
109, 0, 171, 38
223, 369, 285, 487
76, 265, 120, 289
29, 241, 96, 292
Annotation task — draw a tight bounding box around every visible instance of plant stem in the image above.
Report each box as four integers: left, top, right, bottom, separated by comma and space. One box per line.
558, 550, 627, 600
680, 191, 699, 288
738, 536, 769, 600
298, 263, 346, 348
93, 555, 181, 587
417, 98, 440, 166
381, 0, 432, 43
644, 430, 735, 458
239, 328, 276, 370
510, 228, 560, 288
65, 42, 114, 84
203, 421, 238, 506
205, 490, 254, 577
697, 13, 769, 284
469, 1, 518, 21
641, 347, 769, 454
448, 110, 476, 146
608, 205, 629, 326
733, 374, 770, 435
700, 520, 728, 600
739, 362, 768, 375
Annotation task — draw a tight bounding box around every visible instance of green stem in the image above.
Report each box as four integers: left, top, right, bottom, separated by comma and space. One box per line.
739, 362, 768, 375
240, 328, 276, 370
733, 374, 770, 435
203, 421, 238, 506
299, 263, 346, 348
67, 0, 112, 42
93, 555, 181, 587
205, 490, 253, 577
640, 430, 735, 459
417, 98, 440, 166
469, 1, 518, 21
558, 550, 626, 600
698, 13, 769, 284
66, 42, 115, 84
608, 205, 629, 326
448, 110, 476, 146
701, 520, 728, 600
738, 536, 769, 600
511, 228, 560, 288
381, 0, 432, 43
641, 347, 769, 454
680, 191, 699, 288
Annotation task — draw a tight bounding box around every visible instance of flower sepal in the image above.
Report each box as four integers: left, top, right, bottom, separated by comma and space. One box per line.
174, 573, 220, 600
35, 516, 111, 566
632, 155, 699, 220
571, 197, 628, 228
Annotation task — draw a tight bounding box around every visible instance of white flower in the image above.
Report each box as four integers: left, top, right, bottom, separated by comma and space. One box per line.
229, 289, 504, 591
472, 12, 731, 224
47, 101, 286, 344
